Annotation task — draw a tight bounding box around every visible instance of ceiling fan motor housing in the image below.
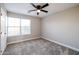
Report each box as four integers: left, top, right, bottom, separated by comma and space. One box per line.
37, 5, 41, 10
29, 3, 49, 15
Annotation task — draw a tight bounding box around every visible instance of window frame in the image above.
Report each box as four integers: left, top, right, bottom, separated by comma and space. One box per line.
7, 17, 31, 37
21, 19, 31, 35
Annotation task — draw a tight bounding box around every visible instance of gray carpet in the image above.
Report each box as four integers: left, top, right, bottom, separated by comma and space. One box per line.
3, 38, 79, 55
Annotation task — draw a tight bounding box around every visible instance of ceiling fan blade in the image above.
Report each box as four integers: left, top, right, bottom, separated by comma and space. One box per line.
41, 10, 48, 13
31, 3, 37, 8
37, 12, 39, 15
41, 3, 49, 8
28, 10, 36, 13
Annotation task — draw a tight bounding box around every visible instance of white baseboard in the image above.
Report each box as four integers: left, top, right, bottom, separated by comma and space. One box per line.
41, 36, 79, 52
7, 37, 40, 45
1, 37, 40, 55
3, 36, 79, 55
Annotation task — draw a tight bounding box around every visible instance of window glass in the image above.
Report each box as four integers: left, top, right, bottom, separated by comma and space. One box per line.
7, 17, 31, 37
21, 26, 31, 35
21, 19, 31, 26
8, 17, 20, 26
8, 27, 20, 36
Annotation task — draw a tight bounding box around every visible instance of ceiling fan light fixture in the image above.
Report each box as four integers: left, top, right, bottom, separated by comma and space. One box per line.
29, 3, 49, 15
37, 10, 40, 13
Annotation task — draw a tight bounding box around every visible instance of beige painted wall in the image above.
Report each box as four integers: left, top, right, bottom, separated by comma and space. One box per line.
7, 12, 41, 44
41, 6, 79, 51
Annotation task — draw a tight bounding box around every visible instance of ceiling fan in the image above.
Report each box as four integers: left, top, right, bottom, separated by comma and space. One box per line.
28, 3, 49, 15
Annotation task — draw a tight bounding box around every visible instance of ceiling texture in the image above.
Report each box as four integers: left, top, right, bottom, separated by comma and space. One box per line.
4, 3, 79, 18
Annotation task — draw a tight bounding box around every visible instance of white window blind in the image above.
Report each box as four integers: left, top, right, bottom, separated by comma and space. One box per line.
7, 17, 31, 37
21, 19, 31, 35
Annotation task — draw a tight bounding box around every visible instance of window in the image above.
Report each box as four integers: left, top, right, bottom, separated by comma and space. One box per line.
7, 17, 31, 36
21, 19, 31, 35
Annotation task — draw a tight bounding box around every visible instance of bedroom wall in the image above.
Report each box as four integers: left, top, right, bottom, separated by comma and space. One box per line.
7, 12, 41, 44
41, 5, 79, 51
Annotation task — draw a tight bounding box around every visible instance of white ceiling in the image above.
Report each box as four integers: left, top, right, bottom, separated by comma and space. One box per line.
4, 3, 79, 18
